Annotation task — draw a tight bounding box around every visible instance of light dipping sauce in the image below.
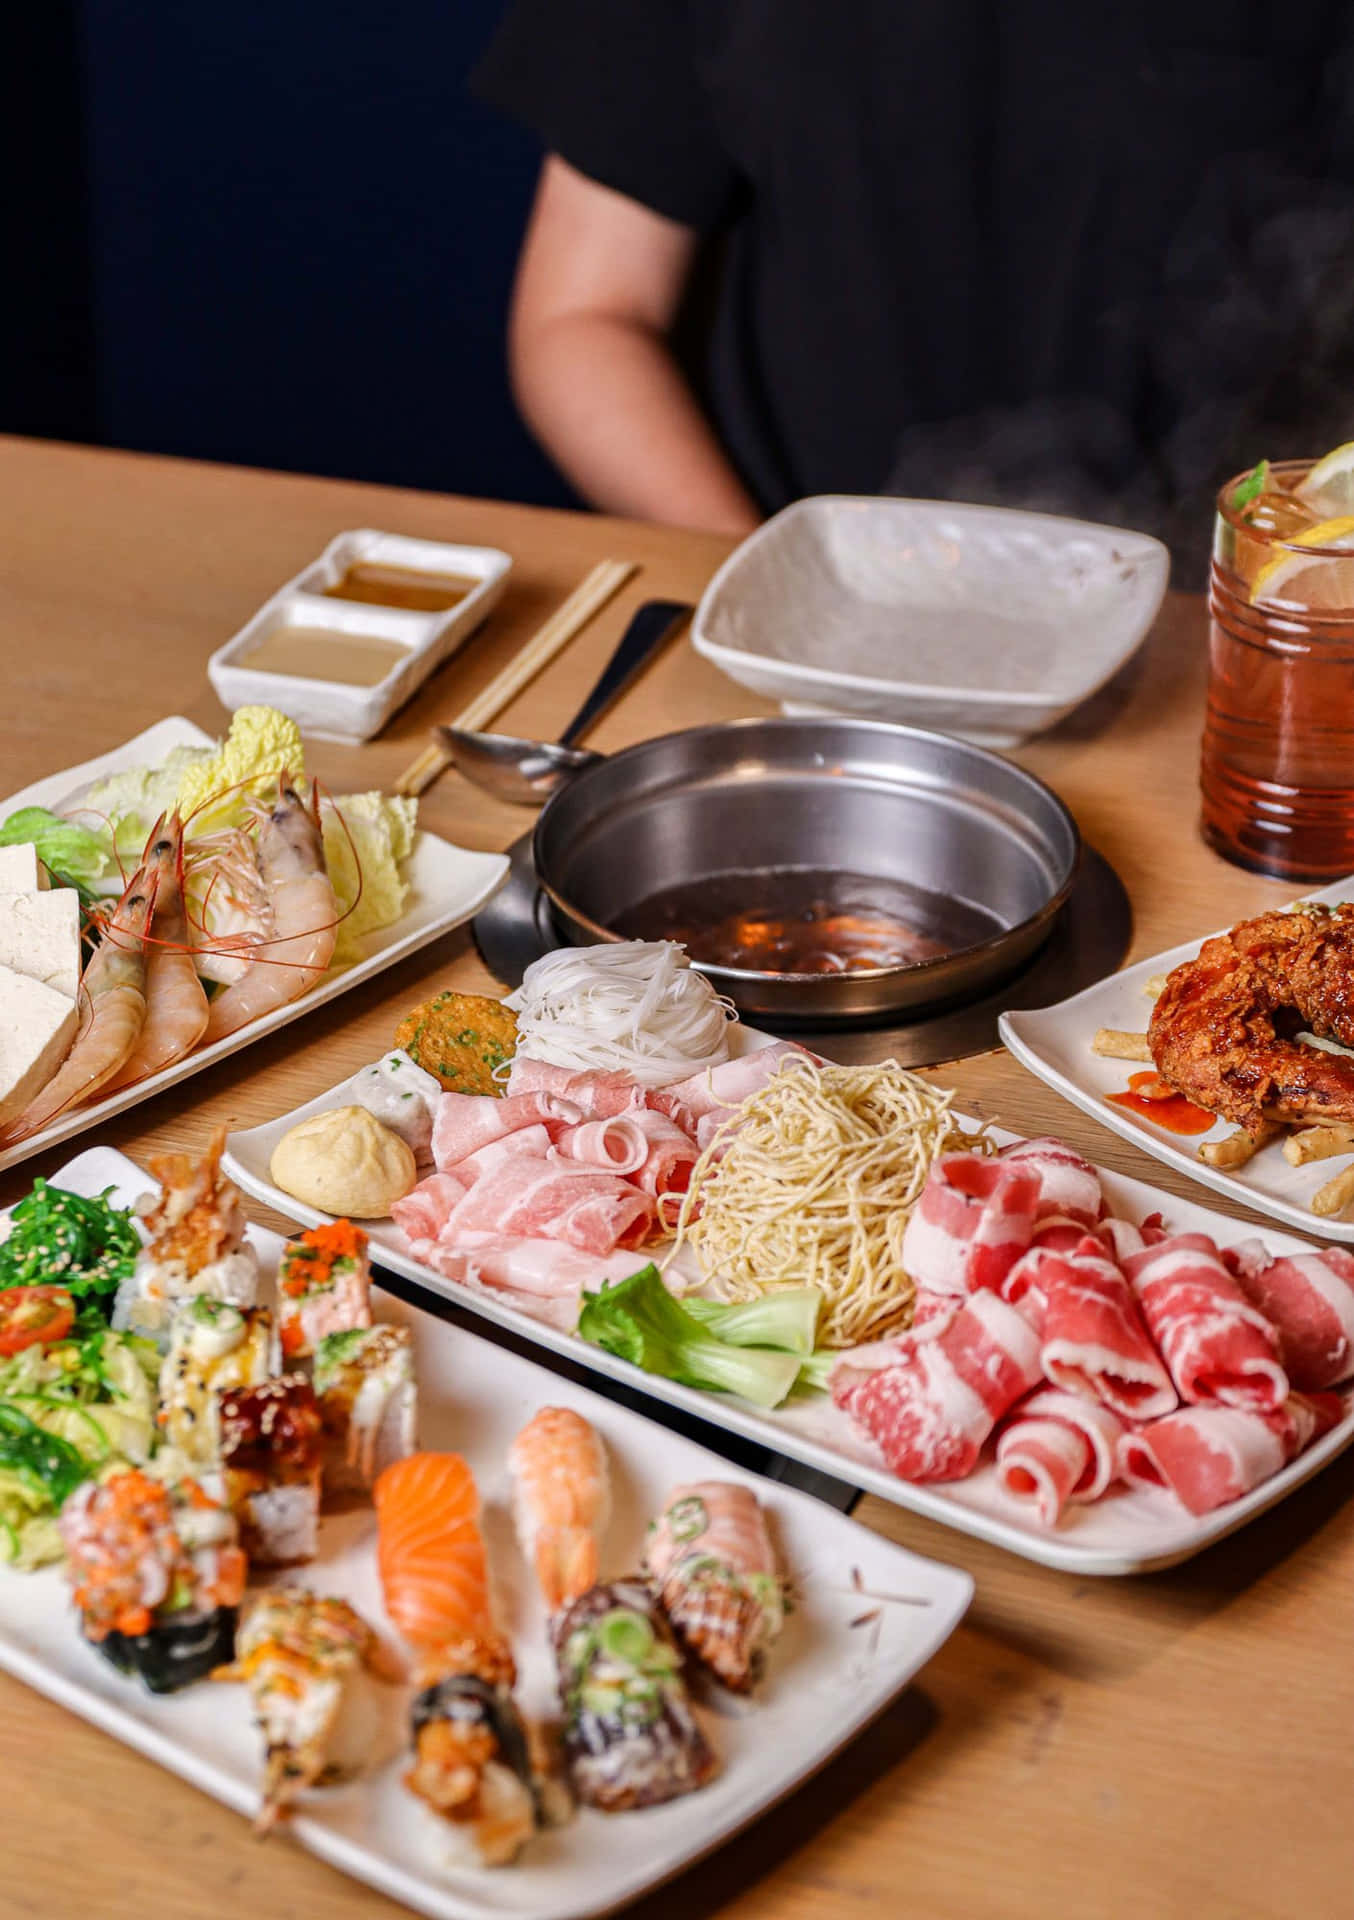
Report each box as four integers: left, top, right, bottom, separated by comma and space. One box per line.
236, 627, 411, 686
613, 868, 1005, 975
322, 561, 479, 612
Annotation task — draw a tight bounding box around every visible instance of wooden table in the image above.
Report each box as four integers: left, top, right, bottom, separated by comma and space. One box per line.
1, 435, 1344, 1920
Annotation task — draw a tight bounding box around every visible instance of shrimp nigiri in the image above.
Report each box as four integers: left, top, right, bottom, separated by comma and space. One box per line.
643, 1481, 785, 1694
508, 1406, 611, 1615
373, 1451, 539, 1866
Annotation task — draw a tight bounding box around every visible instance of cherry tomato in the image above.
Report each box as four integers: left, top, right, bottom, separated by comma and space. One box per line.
0, 1286, 76, 1357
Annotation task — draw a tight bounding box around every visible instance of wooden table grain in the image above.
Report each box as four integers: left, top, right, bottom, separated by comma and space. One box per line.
0, 434, 1346, 1920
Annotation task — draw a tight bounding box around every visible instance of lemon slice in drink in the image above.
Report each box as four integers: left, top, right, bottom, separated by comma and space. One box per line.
1250, 516, 1354, 609
1296, 442, 1354, 516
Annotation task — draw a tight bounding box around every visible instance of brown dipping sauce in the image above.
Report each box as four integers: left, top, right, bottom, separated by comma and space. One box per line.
322, 560, 479, 613
614, 868, 1005, 976
236, 626, 409, 686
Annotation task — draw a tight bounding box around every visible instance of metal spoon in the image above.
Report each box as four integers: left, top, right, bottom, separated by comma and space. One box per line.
434, 599, 691, 804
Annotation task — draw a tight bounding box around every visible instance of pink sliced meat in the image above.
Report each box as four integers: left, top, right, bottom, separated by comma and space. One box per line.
1125, 1232, 1289, 1413
390, 1171, 468, 1243
901, 1153, 1041, 1297
995, 1388, 1127, 1526
453, 1124, 554, 1185
503, 1057, 646, 1119
650, 1040, 809, 1141
404, 1235, 644, 1333
621, 1107, 701, 1198
553, 1116, 649, 1176
831, 1290, 1042, 1481
432, 1090, 583, 1171
439, 1155, 656, 1256
1032, 1235, 1178, 1420
1227, 1241, 1354, 1391
1118, 1392, 1341, 1516
1001, 1137, 1104, 1231
911, 1291, 961, 1339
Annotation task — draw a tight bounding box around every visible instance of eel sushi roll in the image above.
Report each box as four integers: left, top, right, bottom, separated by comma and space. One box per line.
313, 1324, 417, 1496
643, 1481, 785, 1694
277, 1220, 372, 1363
157, 1299, 275, 1467
59, 1465, 246, 1693
554, 1580, 717, 1810
218, 1375, 323, 1565
375, 1451, 541, 1865
115, 1129, 261, 1350
214, 1587, 390, 1833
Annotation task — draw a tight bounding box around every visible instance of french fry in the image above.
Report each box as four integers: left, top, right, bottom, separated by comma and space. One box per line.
1198, 1124, 1279, 1171
1092, 1028, 1153, 1062
1312, 1163, 1354, 1219
1143, 975, 1168, 1000
1282, 1124, 1354, 1167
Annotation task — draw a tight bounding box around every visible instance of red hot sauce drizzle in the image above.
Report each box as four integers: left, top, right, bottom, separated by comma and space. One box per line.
1108, 1070, 1216, 1137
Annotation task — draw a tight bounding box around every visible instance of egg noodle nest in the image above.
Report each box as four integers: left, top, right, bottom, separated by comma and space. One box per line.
668, 1055, 989, 1348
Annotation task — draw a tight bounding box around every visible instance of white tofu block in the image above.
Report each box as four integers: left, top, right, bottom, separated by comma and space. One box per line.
0, 890, 82, 999
0, 844, 44, 892
0, 963, 79, 1126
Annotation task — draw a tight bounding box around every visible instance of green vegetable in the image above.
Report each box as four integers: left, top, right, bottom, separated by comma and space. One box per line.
579, 1266, 800, 1409
321, 789, 417, 965
1230, 459, 1270, 512
683, 1288, 822, 1356
0, 1182, 140, 1313
314, 1327, 369, 1373
0, 807, 108, 903
598, 1607, 655, 1664
0, 1403, 89, 1507
793, 1350, 838, 1395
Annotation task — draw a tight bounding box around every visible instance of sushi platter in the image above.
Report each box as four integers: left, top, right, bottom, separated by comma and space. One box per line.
0, 1145, 972, 1920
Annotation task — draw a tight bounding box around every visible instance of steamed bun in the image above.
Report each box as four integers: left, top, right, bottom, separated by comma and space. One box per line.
270, 1105, 417, 1218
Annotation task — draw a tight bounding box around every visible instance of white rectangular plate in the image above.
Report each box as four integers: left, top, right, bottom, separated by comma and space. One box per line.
999, 873, 1354, 1239
0, 1146, 970, 1920
0, 718, 509, 1176
223, 1032, 1354, 1576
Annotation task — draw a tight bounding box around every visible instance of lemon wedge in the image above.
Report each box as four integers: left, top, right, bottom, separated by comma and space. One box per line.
1296, 442, 1354, 516
1250, 516, 1354, 609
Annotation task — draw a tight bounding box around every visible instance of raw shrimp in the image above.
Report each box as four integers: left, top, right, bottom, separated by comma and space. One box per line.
1150, 903, 1354, 1134
201, 776, 338, 1043
104, 814, 209, 1091
186, 824, 271, 986
0, 869, 155, 1143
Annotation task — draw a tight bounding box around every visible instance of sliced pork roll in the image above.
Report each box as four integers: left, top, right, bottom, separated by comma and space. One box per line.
1124, 1233, 1288, 1413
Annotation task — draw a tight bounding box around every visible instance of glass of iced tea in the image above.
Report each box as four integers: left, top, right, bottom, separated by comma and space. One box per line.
1202, 451, 1354, 880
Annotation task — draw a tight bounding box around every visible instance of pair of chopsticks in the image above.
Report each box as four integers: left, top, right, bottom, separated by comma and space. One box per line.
394, 558, 639, 797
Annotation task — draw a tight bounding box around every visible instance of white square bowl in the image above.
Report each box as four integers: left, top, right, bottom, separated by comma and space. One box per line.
691, 496, 1169, 746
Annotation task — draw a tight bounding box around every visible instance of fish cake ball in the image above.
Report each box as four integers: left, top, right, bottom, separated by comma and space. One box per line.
393, 991, 517, 1094
270, 1106, 417, 1218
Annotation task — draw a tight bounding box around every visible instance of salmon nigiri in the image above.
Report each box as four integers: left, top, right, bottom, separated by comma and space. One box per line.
508, 1407, 612, 1615
374, 1450, 497, 1656
374, 1451, 542, 1866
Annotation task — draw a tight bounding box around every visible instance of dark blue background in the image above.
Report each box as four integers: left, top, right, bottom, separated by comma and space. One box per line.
3, 0, 571, 506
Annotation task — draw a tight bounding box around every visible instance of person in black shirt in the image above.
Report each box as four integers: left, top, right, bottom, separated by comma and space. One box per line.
476, 3, 1354, 558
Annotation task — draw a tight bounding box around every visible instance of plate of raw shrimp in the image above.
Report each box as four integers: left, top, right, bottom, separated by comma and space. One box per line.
0, 717, 508, 1175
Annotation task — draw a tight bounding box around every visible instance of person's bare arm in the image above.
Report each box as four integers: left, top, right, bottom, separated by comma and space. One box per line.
508, 156, 761, 535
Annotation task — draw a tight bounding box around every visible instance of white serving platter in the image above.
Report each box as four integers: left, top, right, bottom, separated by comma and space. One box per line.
0, 1146, 972, 1920
999, 873, 1354, 1240
690, 495, 1169, 747
0, 718, 509, 1176
208, 529, 512, 743
222, 1030, 1354, 1576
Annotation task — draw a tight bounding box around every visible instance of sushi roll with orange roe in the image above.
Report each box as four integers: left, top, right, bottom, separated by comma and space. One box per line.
374, 1451, 541, 1867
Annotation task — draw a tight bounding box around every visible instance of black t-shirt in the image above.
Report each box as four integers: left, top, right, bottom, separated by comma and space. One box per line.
476, 2, 1354, 556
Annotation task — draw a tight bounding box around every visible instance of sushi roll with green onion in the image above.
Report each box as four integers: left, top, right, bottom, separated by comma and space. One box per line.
313, 1324, 417, 1496
59, 1465, 247, 1694
157, 1299, 274, 1467
277, 1221, 372, 1364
